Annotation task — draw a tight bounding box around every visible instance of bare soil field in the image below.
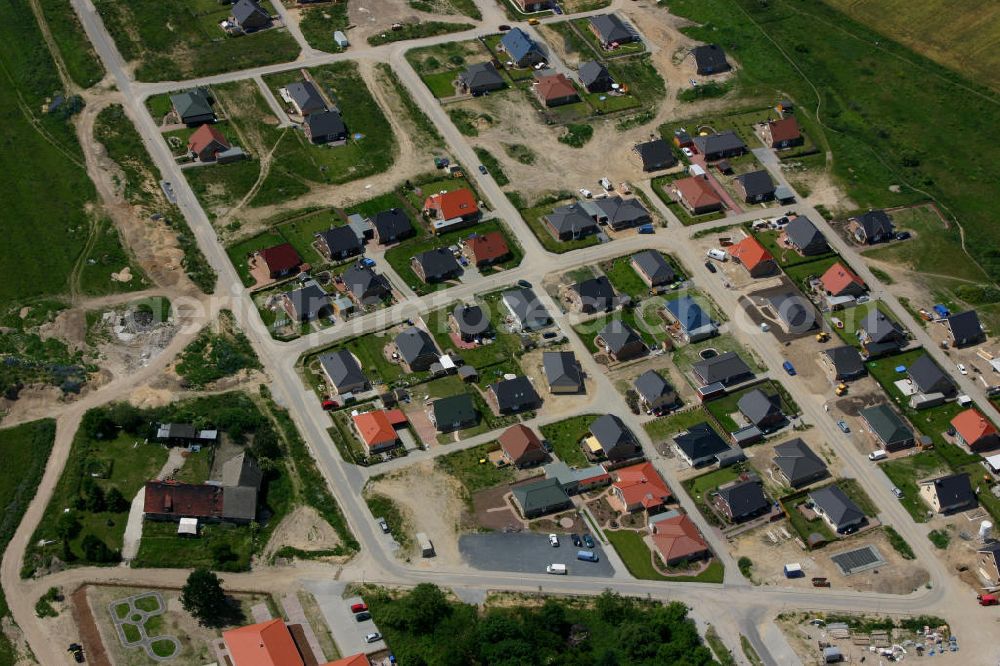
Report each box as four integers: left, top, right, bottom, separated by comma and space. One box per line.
262, 505, 342, 562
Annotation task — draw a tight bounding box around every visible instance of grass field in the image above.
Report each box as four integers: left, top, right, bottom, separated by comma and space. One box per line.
37, 0, 104, 87
539, 415, 598, 467
298, 4, 348, 53
175, 310, 261, 387
644, 407, 718, 442
94, 0, 300, 81
406, 39, 490, 98
436, 443, 516, 502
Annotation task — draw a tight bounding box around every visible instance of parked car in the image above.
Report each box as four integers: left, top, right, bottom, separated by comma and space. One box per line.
548, 533, 559, 547
837, 420, 850, 433
582, 534, 595, 549
891, 486, 903, 498
704, 260, 717, 273
571, 534, 583, 547
351, 602, 368, 613
782, 360, 796, 376
478, 165, 488, 175
365, 632, 382, 643
579, 188, 593, 198
958, 363, 968, 375
355, 611, 372, 622
542, 331, 558, 339
895, 231, 911, 241
498, 24, 511, 31
360, 257, 376, 268
681, 147, 693, 157
517, 279, 532, 289
377, 517, 390, 533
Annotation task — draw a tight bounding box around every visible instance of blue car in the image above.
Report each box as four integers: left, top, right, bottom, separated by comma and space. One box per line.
782, 360, 796, 376
837, 420, 850, 434
582, 534, 595, 548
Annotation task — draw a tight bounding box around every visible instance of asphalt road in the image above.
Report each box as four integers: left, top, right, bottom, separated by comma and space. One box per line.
459, 532, 616, 577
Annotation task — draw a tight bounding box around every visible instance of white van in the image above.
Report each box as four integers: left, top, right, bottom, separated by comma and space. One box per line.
546, 563, 567, 575
707, 248, 727, 262
599, 177, 613, 191
868, 449, 887, 461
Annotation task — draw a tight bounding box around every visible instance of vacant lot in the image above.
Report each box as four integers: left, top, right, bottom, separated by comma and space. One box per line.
540, 414, 598, 467
95, 0, 300, 81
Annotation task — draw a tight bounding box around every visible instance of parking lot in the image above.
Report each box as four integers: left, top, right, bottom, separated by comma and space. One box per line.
459, 532, 615, 577
303, 580, 386, 656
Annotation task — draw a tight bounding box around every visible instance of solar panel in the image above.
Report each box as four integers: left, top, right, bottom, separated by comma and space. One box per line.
831, 545, 885, 575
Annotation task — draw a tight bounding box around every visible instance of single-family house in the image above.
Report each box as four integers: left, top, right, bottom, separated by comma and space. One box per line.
820, 262, 866, 298
596, 320, 647, 361
947, 310, 985, 347
512, 478, 572, 518
766, 292, 817, 334
286, 81, 326, 116
858, 309, 907, 357
692, 131, 745, 160
586, 414, 640, 462
371, 208, 414, 245
490, 376, 541, 414
848, 210, 894, 245
821, 346, 866, 381
500, 28, 546, 68
258, 243, 303, 279
319, 350, 369, 395
762, 117, 803, 149
342, 265, 390, 305
611, 462, 671, 513
592, 196, 651, 230
282, 283, 331, 322
352, 409, 406, 455
451, 303, 490, 342
423, 189, 480, 233
977, 542, 1000, 587
717, 479, 769, 523
633, 138, 678, 172
431, 394, 478, 432
809, 485, 865, 533
170, 88, 214, 125
143, 482, 223, 522
511, 0, 548, 11
908, 354, 956, 398
859, 404, 914, 451
651, 513, 710, 565
728, 236, 777, 277
499, 424, 547, 468
670, 176, 724, 215
634, 369, 676, 413
664, 295, 717, 342
784, 216, 828, 255
464, 231, 509, 266
673, 422, 730, 467
411, 248, 462, 283
631, 250, 676, 288
305, 109, 347, 145
501, 287, 551, 330
568, 276, 617, 313
734, 170, 776, 203
544, 461, 611, 495
155, 423, 217, 445
737, 389, 784, 430
579, 60, 613, 92
692, 351, 754, 387
222, 619, 311, 666
773, 439, 828, 488
919, 473, 976, 514
394, 327, 439, 371
543, 351, 584, 394
691, 44, 731, 75
544, 203, 600, 240
951, 409, 1000, 452
231, 0, 272, 32
458, 62, 505, 95
533, 72, 580, 107
187, 124, 230, 162
589, 14, 636, 48
315, 226, 362, 261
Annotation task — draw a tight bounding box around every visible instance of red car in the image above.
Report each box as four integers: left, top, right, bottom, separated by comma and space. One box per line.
350, 602, 368, 614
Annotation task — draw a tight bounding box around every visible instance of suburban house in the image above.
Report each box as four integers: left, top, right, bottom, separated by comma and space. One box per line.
634, 369, 676, 413
458, 62, 505, 95
512, 478, 572, 518
919, 473, 976, 514
187, 124, 230, 161
143, 453, 262, 525
670, 176, 724, 215
692, 131, 745, 160
611, 462, 671, 513
859, 404, 915, 451
258, 243, 303, 279
499, 424, 547, 468
664, 295, 717, 342
490, 376, 541, 414
544, 461, 611, 495
371, 208, 414, 245
305, 109, 347, 145
821, 346, 866, 381
315, 226, 362, 261
596, 320, 647, 361
501, 287, 551, 330
170, 88, 214, 125
394, 327, 439, 371
500, 28, 546, 68
543, 351, 584, 394
221, 618, 367, 666
977, 542, 1000, 587
947, 310, 985, 347
342, 265, 390, 305
155, 423, 218, 445
464, 231, 510, 266
543, 203, 601, 240
766, 291, 817, 334
809, 485, 865, 533
773, 439, 828, 488
352, 409, 407, 455
737, 389, 784, 430
651, 513, 710, 566
784, 216, 828, 255
691, 44, 731, 75
423, 188, 480, 233
820, 262, 866, 298
692, 351, 754, 387
762, 117, 803, 149
586, 414, 640, 462
579, 60, 613, 92
533, 72, 580, 107
286, 81, 326, 116
734, 170, 776, 203
848, 209, 894, 245
431, 394, 478, 432
631, 250, 676, 288
589, 13, 636, 48
568, 276, 617, 313
411, 248, 462, 283
592, 196, 651, 230
907, 354, 957, 400
451, 303, 490, 342
231, 0, 272, 32
717, 479, 769, 523
633, 138, 678, 172
673, 423, 730, 467
319, 350, 369, 395
951, 408, 1000, 452
858, 309, 907, 357
728, 236, 777, 277
282, 283, 331, 322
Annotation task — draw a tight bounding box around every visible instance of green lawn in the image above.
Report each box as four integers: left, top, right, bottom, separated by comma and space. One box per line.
644, 408, 717, 442
650, 176, 727, 226
422, 70, 460, 98
825, 301, 899, 347
753, 229, 837, 269
517, 199, 602, 253
37, 0, 104, 87
367, 20, 473, 47
602, 255, 656, 300
782, 255, 843, 291
880, 450, 948, 522
425, 301, 524, 371
226, 230, 285, 287
672, 334, 766, 376
539, 415, 598, 467
606, 529, 724, 583
782, 494, 836, 544
436, 443, 516, 501
298, 4, 348, 53
704, 381, 797, 433
573, 308, 659, 354
684, 466, 743, 499
133, 520, 254, 571
570, 18, 646, 57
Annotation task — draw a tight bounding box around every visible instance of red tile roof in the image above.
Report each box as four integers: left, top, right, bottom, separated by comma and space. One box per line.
321, 655, 370, 666
613, 462, 672, 510
223, 619, 304, 666
766, 117, 800, 143
143, 481, 222, 518
187, 124, 230, 155
534, 73, 577, 102
259, 243, 302, 274
951, 408, 998, 446
424, 188, 479, 220
651, 514, 709, 563
728, 236, 773, 271
353, 410, 398, 448
820, 262, 865, 296
499, 424, 545, 463
672, 176, 723, 209
385, 408, 408, 426
467, 231, 510, 263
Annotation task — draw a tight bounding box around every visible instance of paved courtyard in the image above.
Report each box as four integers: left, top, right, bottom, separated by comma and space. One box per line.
459, 532, 615, 577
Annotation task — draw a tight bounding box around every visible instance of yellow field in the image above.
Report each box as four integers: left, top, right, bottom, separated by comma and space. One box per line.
824, 0, 1000, 91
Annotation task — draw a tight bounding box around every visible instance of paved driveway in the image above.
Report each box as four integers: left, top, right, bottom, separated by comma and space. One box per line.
302, 581, 386, 656
459, 532, 614, 577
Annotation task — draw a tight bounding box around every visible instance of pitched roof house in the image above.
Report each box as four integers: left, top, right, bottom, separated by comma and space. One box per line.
591, 196, 651, 230
305, 109, 347, 145
858, 309, 907, 357
907, 354, 956, 397
544, 203, 601, 240
728, 236, 777, 277
631, 250, 675, 287
651, 513, 710, 565
951, 409, 1000, 452
821, 345, 865, 380
498, 425, 547, 468
501, 288, 551, 330
634, 369, 676, 413
673, 422, 730, 467
784, 216, 828, 255
533, 72, 580, 107
423, 189, 480, 233
692, 351, 754, 387
315, 225, 362, 261
431, 394, 478, 432
809, 485, 865, 533
612, 462, 671, 513
283, 283, 331, 322
144, 482, 223, 521
451, 303, 490, 342
596, 320, 647, 361
459, 62, 505, 95
664, 295, 717, 342
589, 14, 635, 47
464, 231, 509, 266
919, 473, 976, 514
578, 60, 613, 92
231, 0, 272, 32
692, 131, 745, 160
848, 209, 894, 245
490, 376, 541, 414
859, 404, 914, 451
587, 414, 640, 462
411, 248, 462, 283
762, 116, 803, 149
258, 243, 303, 278
319, 350, 368, 395
820, 262, 866, 298
394, 327, 439, 371
512, 478, 572, 518
500, 28, 546, 67
187, 124, 230, 161
543, 351, 584, 394
352, 409, 405, 454
669, 176, 724, 215
734, 170, 776, 203
568, 276, 617, 313
342, 265, 390, 304
286, 80, 326, 116
691, 44, 731, 75
737, 389, 784, 429
717, 479, 769, 523
773, 439, 828, 488
170, 88, 214, 125
766, 291, 816, 334
633, 138, 678, 172
947, 310, 985, 347
371, 208, 413, 245
223, 619, 305, 666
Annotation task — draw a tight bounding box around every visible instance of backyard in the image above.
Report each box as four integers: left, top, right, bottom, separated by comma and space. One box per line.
605, 529, 725, 583
435, 443, 517, 502
539, 415, 599, 467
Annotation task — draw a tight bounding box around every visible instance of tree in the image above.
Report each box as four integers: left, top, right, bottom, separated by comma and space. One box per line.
211, 543, 238, 568
82, 409, 117, 440
83, 480, 106, 513
181, 569, 233, 627
250, 426, 281, 460
404, 583, 451, 633
105, 487, 130, 513
81, 534, 119, 563
107, 402, 144, 433
56, 511, 82, 541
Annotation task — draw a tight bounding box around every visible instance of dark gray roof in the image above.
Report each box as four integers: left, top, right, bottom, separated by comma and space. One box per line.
861, 309, 905, 345
692, 131, 745, 156
232, 0, 270, 27
631, 250, 675, 285
502, 288, 550, 327
170, 89, 213, 121
571, 276, 617, 311
773, 439, 827, 486
578, 60, 611, 87
589, 414, 635, 453
809, 485, 864, 528
860, 404, 913, 448
766, 291, 814, 331
737, 389, 782, 425
342, 265, 389, 303
593, 197, 651, 228
785, 216, 828, 254
824, 346, 864, 378
855, 209, 893, 237
947, 310, 983, 345
222, 452, 263, 490
318, 225, 361, 256
673, 422, 729, 461
634, 370, 672, 403
718, 479, 768, 518
319, 350, 367, 391
512, 478, 570, 515
159, 423, 197, 440
546, 203, 600, 237
453, 304, 490, 337
459, 62, 505, 90
598, 320, 644, 354
634, 139, 677, 170
736, 170, 776, 197
490, 376, 540, 411
692, 351, 754, 385
222, 485, 258, 522
543, 351, 582, 390
287, 80, 326, 114
433, 393, 477, 427
306, 109, 346, 139
589, 13, 632, 43
394, 326, 438, 366
691, 44, 730, 72
413, 248, 461, 281
286, 283, 330, 321
665, 295, 713, 334
908, 354, 955, 395
925, 473, 975, 512
372, 208, 412, 240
